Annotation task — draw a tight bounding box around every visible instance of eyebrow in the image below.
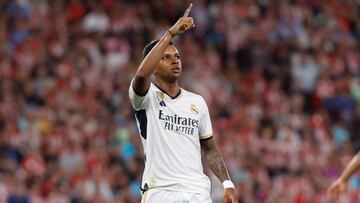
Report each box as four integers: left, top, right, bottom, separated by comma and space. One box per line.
163, 53, 180, 57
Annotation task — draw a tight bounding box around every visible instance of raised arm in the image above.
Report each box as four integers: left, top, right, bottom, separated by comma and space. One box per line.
201, 137, 236, 203
328, 152, 360, 198
132, 3, 195, 95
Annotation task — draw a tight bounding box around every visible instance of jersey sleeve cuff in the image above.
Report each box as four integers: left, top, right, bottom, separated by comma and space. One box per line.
199, 132, 213, 140
129, 80, 150, 110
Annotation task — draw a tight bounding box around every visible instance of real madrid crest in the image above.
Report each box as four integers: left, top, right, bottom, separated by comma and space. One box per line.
190, 104, 199, 115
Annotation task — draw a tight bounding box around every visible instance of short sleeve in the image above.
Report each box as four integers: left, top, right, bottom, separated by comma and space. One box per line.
128, 80, 150, 110
198, 98, 213, 139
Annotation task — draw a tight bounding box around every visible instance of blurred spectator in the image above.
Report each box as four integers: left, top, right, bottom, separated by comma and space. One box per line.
6, 181, 30, 203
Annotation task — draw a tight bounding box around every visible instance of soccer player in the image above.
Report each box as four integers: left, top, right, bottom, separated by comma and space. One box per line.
327, 152, 360, 198
128, 3, 236, 203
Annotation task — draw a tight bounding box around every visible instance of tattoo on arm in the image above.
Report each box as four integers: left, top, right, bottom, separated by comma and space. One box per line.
200, 137, 230, 182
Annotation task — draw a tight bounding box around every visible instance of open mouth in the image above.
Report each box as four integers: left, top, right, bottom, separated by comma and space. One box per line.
172, 67, 181, 73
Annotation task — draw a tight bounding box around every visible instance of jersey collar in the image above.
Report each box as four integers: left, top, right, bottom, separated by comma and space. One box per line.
154, 83, 182, 100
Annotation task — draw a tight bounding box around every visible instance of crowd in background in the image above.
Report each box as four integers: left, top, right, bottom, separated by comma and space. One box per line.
0, 0, 359, 202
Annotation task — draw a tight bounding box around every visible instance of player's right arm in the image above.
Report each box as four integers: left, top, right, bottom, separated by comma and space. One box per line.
327, 152, 360, 198
132, 3, 195, 96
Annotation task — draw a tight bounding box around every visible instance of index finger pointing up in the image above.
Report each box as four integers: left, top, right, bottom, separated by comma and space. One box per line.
183, 3, 193, 17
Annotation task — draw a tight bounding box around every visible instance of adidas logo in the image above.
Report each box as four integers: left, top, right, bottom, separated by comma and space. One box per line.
159, 101, 166, 107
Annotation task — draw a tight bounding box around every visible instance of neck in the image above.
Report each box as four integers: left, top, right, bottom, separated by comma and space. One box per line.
154, 78, 180, 98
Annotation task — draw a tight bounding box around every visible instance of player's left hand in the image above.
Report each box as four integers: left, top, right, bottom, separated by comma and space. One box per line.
223, 188, 236, 203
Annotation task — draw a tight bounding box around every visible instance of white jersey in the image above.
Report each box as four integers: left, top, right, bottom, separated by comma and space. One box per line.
129, 81, 213, 195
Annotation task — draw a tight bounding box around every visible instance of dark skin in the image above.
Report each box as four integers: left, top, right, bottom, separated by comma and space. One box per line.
132, 3, 193, 96
201, 137, 236, 203
154, 45, 182, 96
132, 3, 236, 203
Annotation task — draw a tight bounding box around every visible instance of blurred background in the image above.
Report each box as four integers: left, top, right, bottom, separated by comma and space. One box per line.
0, 0, 359, 202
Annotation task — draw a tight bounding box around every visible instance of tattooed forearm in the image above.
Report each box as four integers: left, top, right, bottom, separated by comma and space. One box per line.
200, 137, 230, 182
